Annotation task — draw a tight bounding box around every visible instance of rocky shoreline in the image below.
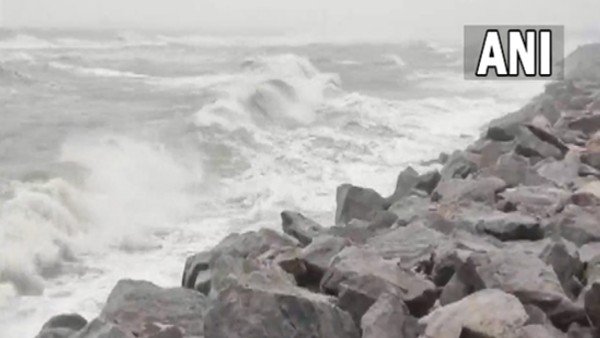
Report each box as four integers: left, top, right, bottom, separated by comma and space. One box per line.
36, 44, 600, 338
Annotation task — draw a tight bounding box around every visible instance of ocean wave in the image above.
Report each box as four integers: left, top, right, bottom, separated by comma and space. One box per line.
48, 61, 148, 79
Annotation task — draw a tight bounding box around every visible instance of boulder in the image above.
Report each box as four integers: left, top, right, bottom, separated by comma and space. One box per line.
473, 140, 515, 168
489, 151, 550, 187
360, 293, 420, 338
203, 284, 359, 338
388, 195, 431, 227
386, 167, 420, 205
440, 151, 478, 180
72, 318, 131, 338
431, 176, 507, 205
515, 126, 563, 160
335, 184, 387, 225
36, 314, 88, 338
536, 152, 582, 187
583, 282, 600, 327
550, 204, 600, 246
517, 324, 565, 338
419, 289, 528, 338
441, 250, 586, 329
568, 114, 600, 135
475, 211, 543, 241
498, 186, 568, 217
320, 246, 437, 317
280, 211, 324, 246
99, 279, 208, 338
181, 251, 211, 293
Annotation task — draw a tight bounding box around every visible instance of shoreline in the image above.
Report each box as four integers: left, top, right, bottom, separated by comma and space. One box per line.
35, 44, 600, 338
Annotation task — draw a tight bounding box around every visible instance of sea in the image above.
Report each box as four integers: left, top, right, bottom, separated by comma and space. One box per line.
0, 29, 546, 337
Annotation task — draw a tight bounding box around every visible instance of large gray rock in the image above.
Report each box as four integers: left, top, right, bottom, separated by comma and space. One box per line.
498, 186, 569, 217
431, 176, 507, 206
72, 318, 131, 338
335, 184, 387, 225
535, 152, 582, 187
320, 246, 437, 317
549, 204, 600, 246
36, 314, 88, 338
488, 151, 550, 187
388, 195, 431, 227
419, 289, 529, 338
99, 279, 208, 338
475, 211, 543, 241
203, 284, 359, 338
583, 282, 600, 328
360, 293, 420, 338
440, 151, 478, 180
517, 324, 565, 338
441, 250, 586, 330
515, 126, 564, 160
280, 211, 324, 246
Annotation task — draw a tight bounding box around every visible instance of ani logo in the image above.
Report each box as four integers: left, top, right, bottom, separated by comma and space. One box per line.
464, 25, 564, 80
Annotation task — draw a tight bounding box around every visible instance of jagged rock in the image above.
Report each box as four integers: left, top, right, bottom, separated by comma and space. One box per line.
473, 140, 515, 168
487, 125, 516, 141
584, 282, 600, 327
386, 167, 420, 205
566, 323, 599, 338
203, 284, 359, 338
420, 289, 528, 338
581, 151, 600, 171
524, 121, 569, 155
538, 240, 584, 299
72, 318, 130, 338
320, 246, 437, 317
517, 324, 565, 338
335, 184, 387, 225
360, 293, 420, 338
579, 242, 600, 263
549, 204, 600, 246
568, 114, 600, 135
498, 186, 568, 217
99, 280, 208, 338
431, 176, 506, 205
388, 195, 430, 227
181, 229, 298, 294
281, 211, 324, 246
36, 313, 88, 338
441, 250, 586, 330
489, 151, 550, 187
416, 170, 442, 195
440, 151, 478, 179
278, 235, 349, 289
475, 211, 543, 241
515, 126, 563, 160
366, 222, 445, 270
536, 152, 581, 187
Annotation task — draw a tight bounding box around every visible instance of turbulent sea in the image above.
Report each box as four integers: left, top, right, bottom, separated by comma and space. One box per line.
0, 29, 545, 337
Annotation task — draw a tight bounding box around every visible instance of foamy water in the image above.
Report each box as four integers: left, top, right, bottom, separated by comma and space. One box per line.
0, 29, 545, 337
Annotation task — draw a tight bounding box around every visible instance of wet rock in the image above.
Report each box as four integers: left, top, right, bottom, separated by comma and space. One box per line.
581, 151, 600, 171
36, 314, 88, 338
360, 293, 420, 338
489, 151, 550, 187
420, 289, 528, 338
550, 204, 600, 246
431, 176, 506, 206
181, 251, 211, 293
517, 324, 565, 338
320, 246, 437, 317
204, 284, 359, 338
498, 186, 568, 217
440, 151, 478, 180
388, 195, 431, 227
335, 184, 387, 225
515, 126, 563, 160
487, 125, 516, 141
72, 318, 131, 338
536, 152, 582, 187
99, 279, 208, 338
366, 222, 445, 270
281, 211, 324, 246
441, 250, 585, 330
386, 167, 420, 205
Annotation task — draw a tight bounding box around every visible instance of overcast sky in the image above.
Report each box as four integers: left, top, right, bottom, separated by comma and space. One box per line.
1, 0, 599, 42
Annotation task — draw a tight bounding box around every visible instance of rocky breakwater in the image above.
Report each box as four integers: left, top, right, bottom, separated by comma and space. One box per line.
36, 44, 600, 338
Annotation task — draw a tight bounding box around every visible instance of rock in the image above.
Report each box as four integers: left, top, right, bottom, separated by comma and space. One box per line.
366, 222, 445, 270
431, 176, 507, 205
575, 181, 600, 200
203, 284, 359, 338
386, 167, 420, 205
440, 151, 478, 180
279, 235, 349, 290
473, 140, 515, 168
550, 204, 600, 246
363, 210, 399, 231
579, 242, 600, 263
568, 114, 600, 135
72, 318, 130, 338
419, 289, 528, 338
100, 279, 208, 338
515, 126, 563, 160
320, 246, 437, 317
517, 324, 565, 338
416, 170, 442, 195
280, 211, 324, 246
335, 184, 387, 225
539, 240, 584, 299
36, 314, 88, 338
524, 122, 569, 155
441, 250, 586, 330
583, 282, 600, 327
388, 195, 431, 227
566, 323, 598, 338
360, 293, 420, 338
487, 125, 516, 141
498, 186, 568, 217
536, 152, 581, 187
489, 151, 550, 187
581, 151, 600, 171
181, 251, 211, 293
181, 229, 298, 294
475, 211, 543, 241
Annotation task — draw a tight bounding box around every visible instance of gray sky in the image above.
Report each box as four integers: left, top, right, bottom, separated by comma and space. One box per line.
1, 0, 599, 42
